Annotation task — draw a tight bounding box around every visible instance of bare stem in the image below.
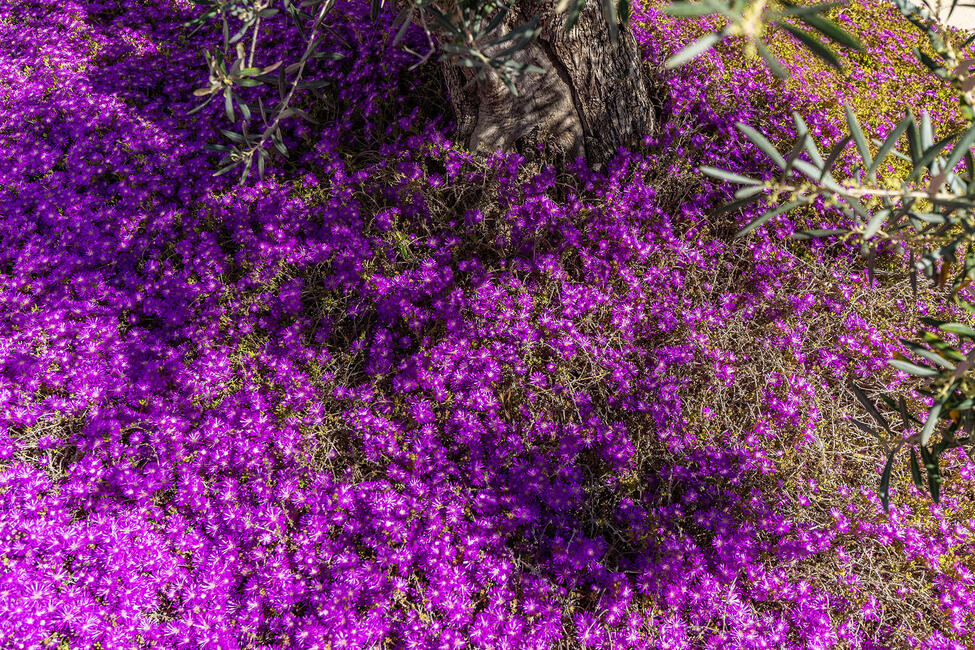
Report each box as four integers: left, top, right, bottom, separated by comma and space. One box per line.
247, 16, 262, 68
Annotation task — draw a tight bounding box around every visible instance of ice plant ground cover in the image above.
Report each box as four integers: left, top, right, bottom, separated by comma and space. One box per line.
4, 0, 975, 647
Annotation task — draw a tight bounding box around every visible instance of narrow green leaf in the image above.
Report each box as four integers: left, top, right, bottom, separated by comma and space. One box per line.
919, 444, 942, 503
737, 123, 787, 169
711, 192, 765, 216
663, 1, 719, 17
666, 31, 724, 68
792, 159, 844, 193
187, 95, 214, 115
939, 322, 975, 338
700, 166, 762, 185
863, 209, 890, 240
239, 156, 252, 184
778, 23, 843, 70
920, 110, 934, 151
921, 401, 944, 447
791, 228, 847, 239
879, 440, 904, 512
479, 3, 507, 37
602, 0, 619, 44
928, 123, 975, 194
889, 359, 940, 377
736, 200, 803, 237
784, 132, 810, 171
754, 40, 788, 79
845, 105, 872, 169
563, 0, 585, 30
909, 447, 926, 492
735, 185, 765, 199
774, 1, 846, 18
851, 383, 891, 431
219, 129, 245, 143
485, 18, 540, 47
224, 88, 235, 123
911, 131, 963, 181
911, 347, 956, 370
795, 9, 863, 51
819, 134, 852, 182
851, 418, 884, 442
866, 113, 914, 180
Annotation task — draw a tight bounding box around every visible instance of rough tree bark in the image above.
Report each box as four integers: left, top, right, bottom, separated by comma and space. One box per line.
440, 0, 656, 168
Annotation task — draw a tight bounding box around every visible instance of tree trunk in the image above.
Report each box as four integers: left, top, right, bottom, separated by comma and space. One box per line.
441, 0, 656, 168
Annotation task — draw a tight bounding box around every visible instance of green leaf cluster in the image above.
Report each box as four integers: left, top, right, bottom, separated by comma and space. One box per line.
663, 0, 863, 78
686, 0, 975, 511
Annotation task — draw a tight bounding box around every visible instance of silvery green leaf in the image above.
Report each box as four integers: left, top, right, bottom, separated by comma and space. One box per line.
485, 18, 539, 47
866, 113, 914, 180
737, 123, 787, 169
783, 133, 809, 172
850, 418, 883, 442
734, 185, 765, 199
700, 166, 762, 185
862, 210, 890, 240
736, 200, 804, 237
790, 2, 863, 51
845, 105, 873, 169
666, 31, 723, 68
478, 3, 507, 38
819, 135, 851, 182
618, 0, 630, 25
792, 112, 823, 166
601, 0, 619, 44
910, 132, 961, 181
774, 1, 846, 18
662, 0, 720, 17
791, 228, 846, 239
928, 123, 975, 195
562, 0, 585, 30
188, 95, 215, 115
910, 347, 955, 370
240, 156, 252, 184
754, 40, 788, 79
889, 359, 940, 377
712, 192, 765, 216
224, 88, 235, 122
921, 110, 935, 150
916, 48, 948, 79
939, 322, 975, 339
220, 129, 246, 143
779, 23, 842, 70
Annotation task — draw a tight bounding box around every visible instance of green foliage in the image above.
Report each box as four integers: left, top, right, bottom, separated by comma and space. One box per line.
385, 0, 547, 90
189, 0, 870, 181
679, 0, 975, 510
663, 0, 863, 77
187, 0, 340, 182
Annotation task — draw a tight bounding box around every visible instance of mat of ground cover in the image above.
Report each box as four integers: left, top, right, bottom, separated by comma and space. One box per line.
2, 0, 975, 649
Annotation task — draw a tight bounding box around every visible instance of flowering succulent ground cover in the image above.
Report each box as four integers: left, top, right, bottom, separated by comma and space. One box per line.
6, 0, 975, 647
